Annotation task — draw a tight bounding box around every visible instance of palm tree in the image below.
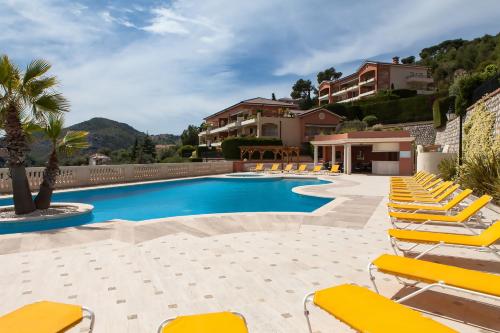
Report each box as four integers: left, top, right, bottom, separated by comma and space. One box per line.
34, 114, 89, 209
0, 55, 69, 214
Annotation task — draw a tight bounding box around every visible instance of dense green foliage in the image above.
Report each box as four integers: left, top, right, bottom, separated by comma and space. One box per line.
291, 79, 316, 109
221, 137, 282, 160
432, 96, 455, 128
449, 64, 499, 114
391, 89, 417, 99
438, 157, 458, 180
317, 67, 342, 83
418, 33, 500, 90
338, 120, 367, 133
177, 145, 196, 158
401, 56, 415, 64
459, 151, 500, 204
180, 124, 200, 146
325, 94, 435, 124
362, 115, 378, 127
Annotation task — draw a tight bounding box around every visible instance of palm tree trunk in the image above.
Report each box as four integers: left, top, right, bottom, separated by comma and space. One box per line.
4, 103, 36, 214
34, 149, 59, 210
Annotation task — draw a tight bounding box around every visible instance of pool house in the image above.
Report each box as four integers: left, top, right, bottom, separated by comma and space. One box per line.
310, 131, 415, 175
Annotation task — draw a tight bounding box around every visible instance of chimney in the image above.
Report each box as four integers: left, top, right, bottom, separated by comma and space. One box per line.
392, 56, 400, 64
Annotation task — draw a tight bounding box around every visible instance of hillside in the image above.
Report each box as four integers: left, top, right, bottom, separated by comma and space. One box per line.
417, 32, 500, 90
28, 117, 180, 165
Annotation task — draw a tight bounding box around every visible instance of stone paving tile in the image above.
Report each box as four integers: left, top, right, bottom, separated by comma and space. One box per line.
0, 175, 498, 332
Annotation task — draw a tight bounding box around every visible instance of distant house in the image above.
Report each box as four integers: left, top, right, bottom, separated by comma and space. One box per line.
318, 57, 435, 105
198, 97, 344, 148
89, 153, 111, 165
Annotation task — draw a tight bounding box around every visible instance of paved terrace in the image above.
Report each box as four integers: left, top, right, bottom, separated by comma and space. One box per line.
0, 175, 499, 332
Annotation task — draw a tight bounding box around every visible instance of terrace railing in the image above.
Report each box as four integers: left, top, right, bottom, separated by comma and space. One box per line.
0, 161, 233, 194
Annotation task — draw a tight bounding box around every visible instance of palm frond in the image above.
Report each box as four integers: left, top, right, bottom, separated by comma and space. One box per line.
23, 76, 58, 99
41, 113, 64, 142
57, 130, 89, 156
23, 59, 51, 85
21, 117, 43, 143
32, 93, 70, 120
0, 55, 21, 93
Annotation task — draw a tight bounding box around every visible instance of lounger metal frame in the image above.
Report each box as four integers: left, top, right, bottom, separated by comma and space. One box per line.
388, 209, 487, 232
82, 306, 95, 333
389, 234, 500, 260
302, 292, 317, 333
156, 312, 248, 333
367, 261, 500, 307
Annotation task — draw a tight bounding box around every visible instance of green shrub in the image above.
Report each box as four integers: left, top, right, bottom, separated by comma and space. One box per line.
372, 124, 383, 131
391, 89, 417, 98
221, 137, 282, 160
438, 157, 458, 180
362, 115, 378, 126
177, 145, 196, 157
432, 96, 455, 128
338, 120, 367, 133
459, 151, 500, 204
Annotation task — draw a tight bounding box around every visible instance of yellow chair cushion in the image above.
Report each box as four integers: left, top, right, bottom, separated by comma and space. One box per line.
372, 254, 500, 297
313, 284, 456, 333
0, 301, 83, 333
389, 220, 500, 247
389, 229, 484, 246
161, 312, 248, 333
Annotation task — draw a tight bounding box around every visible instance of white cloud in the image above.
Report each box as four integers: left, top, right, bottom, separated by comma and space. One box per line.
1, 0, 498, 134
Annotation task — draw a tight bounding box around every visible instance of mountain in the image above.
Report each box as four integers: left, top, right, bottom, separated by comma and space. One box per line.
66, 117, 144, 152
28, 117, 180, 165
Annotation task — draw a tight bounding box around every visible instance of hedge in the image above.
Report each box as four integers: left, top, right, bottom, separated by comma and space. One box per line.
432, 96, 455, 128
177, 145, 196, 157
325, 94, 435, 123
391, 89, 417, 98
221, 137, 282, 160
357, 95, 435, 124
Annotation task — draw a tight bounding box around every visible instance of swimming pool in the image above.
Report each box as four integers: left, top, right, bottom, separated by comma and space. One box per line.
0, 177, 332, 234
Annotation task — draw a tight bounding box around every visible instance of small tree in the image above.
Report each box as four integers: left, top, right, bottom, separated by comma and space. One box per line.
34, 114, 89, 209
180, 125, 199, 146
0, 56, 69, 214
317, 67, 342, 83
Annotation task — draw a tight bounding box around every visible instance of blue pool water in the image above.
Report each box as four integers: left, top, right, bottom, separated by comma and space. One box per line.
0, 177, 331, 234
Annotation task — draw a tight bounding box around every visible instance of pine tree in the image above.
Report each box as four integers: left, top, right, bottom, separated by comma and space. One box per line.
130, 137, 139, 162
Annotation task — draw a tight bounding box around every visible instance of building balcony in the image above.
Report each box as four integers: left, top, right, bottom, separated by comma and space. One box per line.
338, 95, 360, 104
332, 84, 358, 96
358, 77, 375, 86
359, 89, 376, 98
319, 94, 330, 101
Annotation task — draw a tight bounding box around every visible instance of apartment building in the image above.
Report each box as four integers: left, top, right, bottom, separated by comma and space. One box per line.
318, 57, 435, 105
198, 97, 344, 148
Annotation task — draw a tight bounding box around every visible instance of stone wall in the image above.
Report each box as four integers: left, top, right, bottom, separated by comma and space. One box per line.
434, 116, 463, 153
383, 121, 436, 146
0, 161, 233, 194
435, 88, 500, 152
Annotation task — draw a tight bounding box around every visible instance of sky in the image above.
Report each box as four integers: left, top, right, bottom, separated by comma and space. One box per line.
1, 0, 499, 134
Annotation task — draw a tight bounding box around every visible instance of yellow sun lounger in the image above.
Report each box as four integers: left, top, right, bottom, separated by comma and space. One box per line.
392, 173, 435, 186
389, 195, 492, 230
0, 301, 95, 333
388, 220, 500, 259
311, 165, 323, 173
390, 178, 442, 193
303, 284, 456, 333
157, 311, 248, 333
329, 164, 340, 174
283, 163, 294, 172
251, 163, 264, 172
389, 183, 457, 203
296, 164, 307, 173
368, 254, 500, 305
388, 189, 473, 213
266, 163, 280, 172
391, 170, 427, 181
